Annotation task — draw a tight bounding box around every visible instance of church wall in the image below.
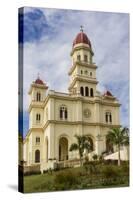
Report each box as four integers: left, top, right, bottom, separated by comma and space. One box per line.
72, 47, 92, 64
54, 98, 78, 121
31, 87, 47, 101
29, 107, 44, 128
43, 100, 50, 124
23, 141, 27, 163
74, 81, 97, 96
25, 30, 122, 170
100, 104, 120, 125
26, 134, 32, 165
82, 102, 95, 123
44, 124, 55, 160
78, 65, 96, 78
30, 130, 44, 165
24, 130, 44, 165
54, 123, 81, 160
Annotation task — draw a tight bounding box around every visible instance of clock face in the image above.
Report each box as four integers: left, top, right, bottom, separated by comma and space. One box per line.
83, 109, 91, 118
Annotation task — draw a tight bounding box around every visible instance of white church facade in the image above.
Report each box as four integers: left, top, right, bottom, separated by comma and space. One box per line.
23, 29, 121, 171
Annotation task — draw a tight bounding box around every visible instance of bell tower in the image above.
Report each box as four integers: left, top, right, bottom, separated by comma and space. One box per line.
28, 75, 48, 128
68, 27, 98, 97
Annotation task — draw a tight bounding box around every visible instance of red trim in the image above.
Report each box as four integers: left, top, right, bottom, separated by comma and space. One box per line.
35, 78, 44, 85
103, 90, 113, 96
73, 32, 91, 47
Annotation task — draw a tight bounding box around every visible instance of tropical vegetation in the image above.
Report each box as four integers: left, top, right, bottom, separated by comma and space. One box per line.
69, 134, 93, 166
106, 127, 129, 166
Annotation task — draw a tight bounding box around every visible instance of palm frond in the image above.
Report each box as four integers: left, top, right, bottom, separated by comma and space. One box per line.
69, 143, 78, 151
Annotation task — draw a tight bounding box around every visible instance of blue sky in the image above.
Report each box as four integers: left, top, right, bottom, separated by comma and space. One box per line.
19, 7, 129, 137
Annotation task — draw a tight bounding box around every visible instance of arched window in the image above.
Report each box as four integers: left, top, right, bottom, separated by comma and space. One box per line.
35, 150, 40, 163
80, 87, 84, 96
84, 70, 88, 75
85, 87, 89, 96
90, 88, 94, 97
105, 113, 108, 122
88, 137, 94, 151
81, 70, 83, 74
84, 55, 88, 62
90, 72, 92, 76
36, 92, 41, 101
77, 55, 81, 61
36, 113, 41, 123
60, 105, 68, 120
105, 112, 112, 123
36, 137, 40, 145
59, 137, 68, 161
109, 113, 112, 123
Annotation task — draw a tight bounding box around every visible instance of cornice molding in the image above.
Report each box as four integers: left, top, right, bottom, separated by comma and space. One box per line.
68, 76, 98, 90
43, 119, 121, 129
28, 93, 120, 113
68, 61, 97, 75
71, 45, 94, 56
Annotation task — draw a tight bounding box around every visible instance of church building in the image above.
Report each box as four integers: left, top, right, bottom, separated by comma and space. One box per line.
23, 28, 121, 171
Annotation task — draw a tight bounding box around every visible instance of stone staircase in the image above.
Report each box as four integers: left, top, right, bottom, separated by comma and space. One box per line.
104, 148, 129, 161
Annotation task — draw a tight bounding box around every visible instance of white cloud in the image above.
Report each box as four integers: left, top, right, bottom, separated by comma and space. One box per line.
23, 8, 129, 128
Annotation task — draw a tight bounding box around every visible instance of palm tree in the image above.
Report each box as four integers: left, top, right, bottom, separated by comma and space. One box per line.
106, 127, 129, 166
69, 134, 93, 166
92, 154, 98, 161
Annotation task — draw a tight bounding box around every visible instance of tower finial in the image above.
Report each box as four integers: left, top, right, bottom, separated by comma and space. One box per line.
80, 25, 84, 32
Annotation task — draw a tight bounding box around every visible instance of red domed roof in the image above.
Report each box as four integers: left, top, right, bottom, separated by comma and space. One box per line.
103, 90, 113, 96
34, 75, 48, 89
73, 31, 91, 48
35, 78, 44, 85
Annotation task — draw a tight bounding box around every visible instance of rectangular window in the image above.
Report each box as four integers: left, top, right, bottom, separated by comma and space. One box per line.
65, 109, 67, 119
60, 109, 63, 119
105, 114, 108, 122
36, 137, 40, 144
110, 114, 112, 123
36, 114, 41, 123
84, 55, 88, 62
77, 55, 81, 61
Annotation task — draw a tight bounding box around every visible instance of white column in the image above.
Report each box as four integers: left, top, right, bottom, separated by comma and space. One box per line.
94, 102, 100, 123
95, 135, 104, 155
95, 126, 105, 155
49, 124, 55, 159
77, 100, 82, 121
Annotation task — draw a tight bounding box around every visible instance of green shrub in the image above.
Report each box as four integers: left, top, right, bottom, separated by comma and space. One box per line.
84, 161, 99, 175
120, 162, 129, 175
54, 170, 78, 186
102, 165, 120, 179
92, 154, 98, 161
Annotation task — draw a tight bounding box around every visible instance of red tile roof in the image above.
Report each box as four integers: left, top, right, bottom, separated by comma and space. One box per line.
104, 90, 113, 96
35, 78, 44, 85
73, 32, 91, 48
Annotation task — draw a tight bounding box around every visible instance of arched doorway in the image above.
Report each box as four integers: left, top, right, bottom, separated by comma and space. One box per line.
59, 137, 68, 161
35, 149, 40, 163
106, 139, 114, 153
88, 137, 94, 151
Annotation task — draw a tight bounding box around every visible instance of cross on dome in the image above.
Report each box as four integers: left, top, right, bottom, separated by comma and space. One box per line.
73, 26, 92, 48
35, 73, 44, 85
80, 25, 84, 32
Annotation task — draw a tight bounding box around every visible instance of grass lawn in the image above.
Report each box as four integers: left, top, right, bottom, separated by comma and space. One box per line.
24, 163, 129, 193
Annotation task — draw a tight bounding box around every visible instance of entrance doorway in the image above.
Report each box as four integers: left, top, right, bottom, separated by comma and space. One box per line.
59, 137, 68, 161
